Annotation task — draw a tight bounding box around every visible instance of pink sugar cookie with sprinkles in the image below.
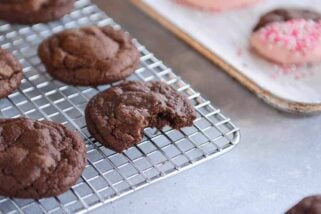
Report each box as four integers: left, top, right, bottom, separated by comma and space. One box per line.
175, 0, 261, 12
251, 9, 321, 65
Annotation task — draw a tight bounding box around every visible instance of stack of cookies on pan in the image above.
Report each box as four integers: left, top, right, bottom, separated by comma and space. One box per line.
0, 0, 196, 199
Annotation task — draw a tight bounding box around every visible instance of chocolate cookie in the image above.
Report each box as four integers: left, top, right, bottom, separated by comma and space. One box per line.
0, 0, 74, 24
286, 195, 321, 214
85, 81, 197, 153
0, 48, 23, 99
0, 118, 87, 199
38, 26, 140, 86
253, 8, 321, 32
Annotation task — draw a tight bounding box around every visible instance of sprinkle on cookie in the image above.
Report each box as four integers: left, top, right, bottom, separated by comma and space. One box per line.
258, 19, 321, 55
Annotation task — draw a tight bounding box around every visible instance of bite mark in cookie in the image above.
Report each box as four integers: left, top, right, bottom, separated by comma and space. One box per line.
0, 48, 23, 99
38, 26, 140, 86
85, 81, 196, 153
0, 118, 87, 199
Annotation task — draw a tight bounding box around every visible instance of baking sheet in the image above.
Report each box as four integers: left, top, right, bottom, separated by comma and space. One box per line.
135, 0, 321, 108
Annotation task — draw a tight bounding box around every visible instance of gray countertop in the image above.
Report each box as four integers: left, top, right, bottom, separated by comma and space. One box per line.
91, 1, 321, 213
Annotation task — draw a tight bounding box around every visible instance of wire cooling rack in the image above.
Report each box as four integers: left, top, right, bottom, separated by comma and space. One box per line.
0, 0, 240, 213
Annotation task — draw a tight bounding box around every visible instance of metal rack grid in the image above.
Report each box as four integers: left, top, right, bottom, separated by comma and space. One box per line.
0, 0, 240, 213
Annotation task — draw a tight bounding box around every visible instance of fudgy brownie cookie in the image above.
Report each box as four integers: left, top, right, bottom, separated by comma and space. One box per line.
0, 118, 87, 199
38, 26, 140, 86
286, 195, 321, 214
85, 81, 197, 153
0, 0, 74, 24
251, 8, 321, 65
0, 48, 23, 99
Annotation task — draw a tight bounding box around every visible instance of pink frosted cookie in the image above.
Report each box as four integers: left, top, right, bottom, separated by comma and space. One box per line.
176, 0, 261, 12
251, 9, 321, 65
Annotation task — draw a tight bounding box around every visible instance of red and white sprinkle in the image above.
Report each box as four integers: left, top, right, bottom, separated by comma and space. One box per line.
259, 19, 321, 55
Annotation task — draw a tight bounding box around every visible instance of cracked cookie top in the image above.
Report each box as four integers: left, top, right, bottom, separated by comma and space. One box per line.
38, 26, 140, 86
0, 118, 87, 199
85, 81, 197, 152
0, 48, 23, 98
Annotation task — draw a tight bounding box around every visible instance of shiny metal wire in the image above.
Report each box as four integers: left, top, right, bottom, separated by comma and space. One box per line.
0, 1, 240, 213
